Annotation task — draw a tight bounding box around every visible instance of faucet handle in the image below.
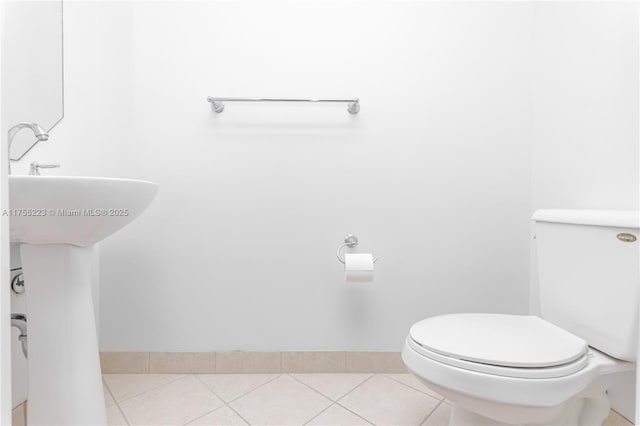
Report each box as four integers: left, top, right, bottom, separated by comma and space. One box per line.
29, 162, 60, 176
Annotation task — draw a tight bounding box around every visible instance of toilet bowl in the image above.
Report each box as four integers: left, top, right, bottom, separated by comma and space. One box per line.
402, 314, 635, 425
403, 210, 640, 425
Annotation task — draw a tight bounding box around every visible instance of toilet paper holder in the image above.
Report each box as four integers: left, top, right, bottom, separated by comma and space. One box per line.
336, 234, 378, 264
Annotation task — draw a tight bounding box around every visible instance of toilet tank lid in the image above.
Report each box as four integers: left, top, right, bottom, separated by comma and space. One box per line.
533, 209, 640, 229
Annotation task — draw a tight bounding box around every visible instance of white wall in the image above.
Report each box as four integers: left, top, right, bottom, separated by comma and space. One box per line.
35, 0, 535, 351
1, 0, 63, 159
20, 0, 640, 353
531, 1, 638, 212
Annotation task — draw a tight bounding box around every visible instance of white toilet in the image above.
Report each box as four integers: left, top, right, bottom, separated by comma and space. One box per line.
403, 210, 639, 425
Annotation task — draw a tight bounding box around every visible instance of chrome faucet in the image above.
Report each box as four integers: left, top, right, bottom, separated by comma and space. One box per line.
29, 162, 60, 175
7, 122, 49, 174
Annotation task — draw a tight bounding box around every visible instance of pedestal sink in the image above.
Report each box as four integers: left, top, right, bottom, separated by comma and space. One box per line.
9, 176, 158, 425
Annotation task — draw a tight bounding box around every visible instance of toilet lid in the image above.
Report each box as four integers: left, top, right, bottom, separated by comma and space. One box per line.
409, 314, 588, 368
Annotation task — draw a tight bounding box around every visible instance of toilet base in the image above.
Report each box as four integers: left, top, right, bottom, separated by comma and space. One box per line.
448, 392, 610, 426
450, 405, 511, 426
402, 337, 634, 426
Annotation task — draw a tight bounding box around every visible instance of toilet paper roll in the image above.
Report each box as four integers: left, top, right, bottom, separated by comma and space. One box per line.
344, 253, 374, 283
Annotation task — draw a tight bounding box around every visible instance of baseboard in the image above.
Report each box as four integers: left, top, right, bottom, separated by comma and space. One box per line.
12, 401, 26, 426
99, 351, 408, 374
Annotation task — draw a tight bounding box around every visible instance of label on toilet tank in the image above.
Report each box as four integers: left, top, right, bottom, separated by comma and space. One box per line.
617, 233, 637, 243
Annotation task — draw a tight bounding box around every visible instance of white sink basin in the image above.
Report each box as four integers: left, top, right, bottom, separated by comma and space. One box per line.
9, 175, 158, 246
9, 175, 158, 425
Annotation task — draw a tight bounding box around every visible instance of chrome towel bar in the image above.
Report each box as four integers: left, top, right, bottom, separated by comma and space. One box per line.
207, 97, 360, 114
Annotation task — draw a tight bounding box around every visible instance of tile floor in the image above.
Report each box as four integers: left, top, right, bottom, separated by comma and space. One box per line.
102, 373, 634, 426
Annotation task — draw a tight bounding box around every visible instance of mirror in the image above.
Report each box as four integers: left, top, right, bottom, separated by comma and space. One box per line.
2, 0, 64, 161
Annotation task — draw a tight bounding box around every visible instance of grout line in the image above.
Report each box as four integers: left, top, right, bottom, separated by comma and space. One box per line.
15, 401, 27, 426
420, 399, 445, 426
289, 372, 373, 403
193, 372, 282, 404
114, 400, 130, 425
191, 375, 253, 425
181, 404, 224, 426
222, 374, 281, 404
193, 374, 225, 400
303, 401, 374, 426
223, 402, 251, 426
181, 402, 250, 426
334, 373, 377, 403
104, 373, 188, 405
103, 377, 130, 426
302, 402, 337, 426
330, 374, 379, 425
333, 401, 376, 425
286, 373, 336, 403
338, 373, 373, 400
383, 373, 444, 401
289, 373, 375, 425
188, 375, 232, 424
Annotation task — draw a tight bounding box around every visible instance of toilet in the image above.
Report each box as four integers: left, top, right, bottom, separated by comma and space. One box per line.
402, 210, 639, 425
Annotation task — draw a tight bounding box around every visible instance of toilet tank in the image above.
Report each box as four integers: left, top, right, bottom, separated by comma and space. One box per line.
533, 210, 640, 362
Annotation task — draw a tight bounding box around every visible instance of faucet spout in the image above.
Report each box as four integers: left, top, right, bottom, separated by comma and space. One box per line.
9, 122, 49, 142
7, 122, 50, 174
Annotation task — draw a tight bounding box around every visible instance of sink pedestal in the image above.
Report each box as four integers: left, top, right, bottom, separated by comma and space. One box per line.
9, 175, 158, 424
21, 244, 106, 425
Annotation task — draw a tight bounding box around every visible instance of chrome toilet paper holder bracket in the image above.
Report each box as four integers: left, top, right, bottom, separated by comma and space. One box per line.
336, 234, 378, 264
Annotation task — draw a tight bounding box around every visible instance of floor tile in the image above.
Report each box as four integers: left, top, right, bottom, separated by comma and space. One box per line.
230, 374, 332, 425
197, 374, 279, 402
186, 405, 249, 425
104, 383, 116, 407
103, 373, 186, 402
421, 402, 451, 426
306, 404, 372, 425
293, 374, 372, 401
385, 374, 443, 400
603, 410, 633, 426
106, 405, 128, 426
119, 375, 223, 426
339, 374, 439, 426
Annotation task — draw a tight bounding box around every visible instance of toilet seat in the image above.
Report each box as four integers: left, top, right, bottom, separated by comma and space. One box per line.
407, 338, 589, 379
409, 313, 589, 379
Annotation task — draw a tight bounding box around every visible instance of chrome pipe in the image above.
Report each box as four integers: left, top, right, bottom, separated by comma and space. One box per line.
11, 314, 27, 359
